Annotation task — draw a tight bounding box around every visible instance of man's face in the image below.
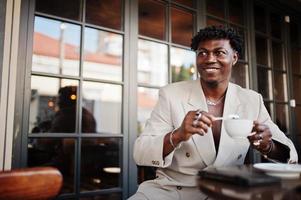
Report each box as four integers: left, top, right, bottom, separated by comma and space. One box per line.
196, 39, 238, 86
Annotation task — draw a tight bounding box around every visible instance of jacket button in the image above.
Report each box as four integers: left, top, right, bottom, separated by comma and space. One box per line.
186, 152, 190, 157
177, 186, 182, 190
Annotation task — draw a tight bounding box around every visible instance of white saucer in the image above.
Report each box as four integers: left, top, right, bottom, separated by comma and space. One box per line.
253, 163, 301, 179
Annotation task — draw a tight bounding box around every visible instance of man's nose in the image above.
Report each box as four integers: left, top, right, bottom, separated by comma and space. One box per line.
205, 52, 217, 63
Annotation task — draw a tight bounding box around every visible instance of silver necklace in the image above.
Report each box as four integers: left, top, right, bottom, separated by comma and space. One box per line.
206, 94, 225, 106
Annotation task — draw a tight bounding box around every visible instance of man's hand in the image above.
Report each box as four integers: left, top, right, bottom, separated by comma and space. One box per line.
176, 110, 214, 141
247, 121, 273, 154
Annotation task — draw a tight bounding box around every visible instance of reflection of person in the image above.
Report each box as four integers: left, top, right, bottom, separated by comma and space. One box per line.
129, 26, 298, 200
51, 86, 96, 133
29, 86, 97, 178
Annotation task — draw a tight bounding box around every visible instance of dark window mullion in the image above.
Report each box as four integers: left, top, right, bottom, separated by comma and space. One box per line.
76, 0, 86, 197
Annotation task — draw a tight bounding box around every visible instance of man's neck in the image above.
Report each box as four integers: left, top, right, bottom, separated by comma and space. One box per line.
200, 79, 229, 100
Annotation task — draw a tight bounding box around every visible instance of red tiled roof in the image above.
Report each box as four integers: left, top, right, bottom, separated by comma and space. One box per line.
33, 32, 120, 65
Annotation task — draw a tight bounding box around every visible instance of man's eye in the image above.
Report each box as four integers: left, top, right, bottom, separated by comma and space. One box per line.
215, 51, 226, 56
198, 51, 207, 56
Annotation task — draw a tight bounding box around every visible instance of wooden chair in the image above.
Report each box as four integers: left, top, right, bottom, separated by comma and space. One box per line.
0, 167, 63, 200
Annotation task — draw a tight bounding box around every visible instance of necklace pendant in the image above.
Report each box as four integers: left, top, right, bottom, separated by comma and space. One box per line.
206, 100, 217, 106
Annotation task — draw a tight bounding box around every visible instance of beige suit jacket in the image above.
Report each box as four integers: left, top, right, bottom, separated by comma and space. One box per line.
134, 79, 298, 187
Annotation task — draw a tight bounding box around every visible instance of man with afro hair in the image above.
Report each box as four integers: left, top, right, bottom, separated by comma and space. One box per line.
129, 26, 297, 200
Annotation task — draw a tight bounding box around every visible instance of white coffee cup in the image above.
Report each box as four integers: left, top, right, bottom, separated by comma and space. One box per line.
224, 119, 253, 138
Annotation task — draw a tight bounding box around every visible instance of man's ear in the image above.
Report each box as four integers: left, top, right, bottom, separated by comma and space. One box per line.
232, 51, 238, 66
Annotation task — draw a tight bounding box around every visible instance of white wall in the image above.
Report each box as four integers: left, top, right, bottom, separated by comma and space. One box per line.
0, 0, 21, 170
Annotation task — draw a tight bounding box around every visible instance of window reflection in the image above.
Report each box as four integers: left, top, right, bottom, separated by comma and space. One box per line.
54, 86, 96, 133
83, 28, 123, 81
290, 22, 299, 44
173, 0, 194, 8
270, 12, 282, 39
35, 0, 81, 21
206, 0, 225, 19
80, 138, 121, 190
264, 102, 273, 116
232, 27, 245, 60
171, 47, 196, 82
29, 76, 79, 133
229, 0, 244, 25
231, 63, 248, 88
291, 48, 301, 75
171, 7, 193, 46
28, 138, 75, 193
85, 0, 122, 30
254, 5, 266, 33
138, 40, 168, 86
82, 82, 122, 134
293, 76, 301, 104
273, 72, 287, 102
275, 104, 288, 133
295, 107, 301, 135
137, 87, 158, 134
272, 42, 284, 70
255, 36, 268, 66
32, 17, 81, 76
206, 17, 225, 26
257, 68, 272, 100
139, 0, 166, 40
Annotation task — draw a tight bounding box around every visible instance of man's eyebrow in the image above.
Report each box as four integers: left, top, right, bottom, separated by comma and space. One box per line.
197, 47, 228, 51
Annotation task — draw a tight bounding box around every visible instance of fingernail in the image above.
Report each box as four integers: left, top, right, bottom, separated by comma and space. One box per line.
248, 132, 256, 136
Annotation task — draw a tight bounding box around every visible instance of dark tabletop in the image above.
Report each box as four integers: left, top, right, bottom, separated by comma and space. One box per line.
198, 165, 301, 200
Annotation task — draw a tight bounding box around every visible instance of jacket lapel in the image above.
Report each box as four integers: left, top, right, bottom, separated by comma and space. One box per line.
182, 80, 216, 166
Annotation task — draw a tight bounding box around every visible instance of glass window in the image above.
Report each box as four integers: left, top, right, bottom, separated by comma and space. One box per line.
35, 0, 81, 21
32, 17, 81, 76
257, 68, 272, 100
231, 63, 248, 88
171, 7, 194, 46
290, 22, 300, 44
295, 107, 301, 135
80, 138, 121, 190
137, 87, 159, 134
29, 76, 78, 133
232, 26, 246, 60
83, 28, 123, 82
228, 0, 244, 25
139, 0, 166, 40
206, 0, 225, 19
137, 39, 168, 86
273, 72, 287, 102
264, 102, 273, 116
272, 42, 284, 70
82, 82, 122, 134
291, 48, 301, 75
173, 0, 194, 8
275, 104, 288, 133
171, 47, 196, 82
255, 36, 268, 66
293, 76, 301, 104
206, 17, 225, 26
28, 138, 75, 193
254, 5, 266, 33
85, 0, 122, 30
270, 12, 282, 39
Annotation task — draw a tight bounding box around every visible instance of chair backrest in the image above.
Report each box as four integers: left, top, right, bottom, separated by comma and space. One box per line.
0, 167, 63, 200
